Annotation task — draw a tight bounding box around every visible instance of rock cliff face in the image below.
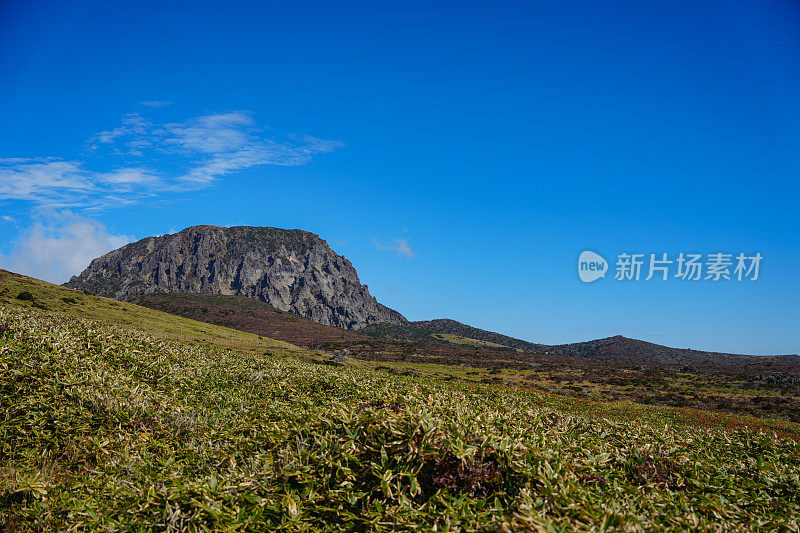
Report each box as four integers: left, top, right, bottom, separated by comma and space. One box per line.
65, 225, 407, 330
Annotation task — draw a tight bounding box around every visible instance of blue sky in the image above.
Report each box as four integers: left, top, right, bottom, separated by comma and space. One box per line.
1, 0, 798, 354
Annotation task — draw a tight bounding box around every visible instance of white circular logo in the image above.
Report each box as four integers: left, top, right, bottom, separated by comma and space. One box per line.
578, 250, 607, 283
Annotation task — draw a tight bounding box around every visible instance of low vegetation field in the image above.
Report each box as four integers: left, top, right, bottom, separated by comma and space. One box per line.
131, 288, 800, 425
2, 303, 799, 531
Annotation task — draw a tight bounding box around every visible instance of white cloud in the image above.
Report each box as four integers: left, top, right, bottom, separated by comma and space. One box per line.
0, 160, 96, 205
0, 159, 161, 208
92, 113, 150, 146
0, 110, 343, 209
140, 100, 173, 108
1, 214, 18, 226
0, 212, 133, 284
161, 112, 345, 187
373, 236, 415, 259
165, 112, 255, 154
102, 168, 159, 184
0, 157, 56, 164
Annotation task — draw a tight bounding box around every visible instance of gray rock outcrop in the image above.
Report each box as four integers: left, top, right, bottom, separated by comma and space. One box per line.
65, 225, 407, 329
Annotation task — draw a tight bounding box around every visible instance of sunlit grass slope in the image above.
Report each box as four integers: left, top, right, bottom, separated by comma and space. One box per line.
0, 269, 297, 352
431, 333, 520, 351
1, 305, 798, 531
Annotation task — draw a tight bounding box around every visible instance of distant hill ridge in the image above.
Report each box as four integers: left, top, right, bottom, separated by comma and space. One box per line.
359, 319, 544, 352
65, 225, 406, 330
412, 319, 545, 351
543, 335, 749, 365
360, 320, 799, 365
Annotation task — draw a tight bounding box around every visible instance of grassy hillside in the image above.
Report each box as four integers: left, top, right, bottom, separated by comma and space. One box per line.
1, 304, 798, 531
0, 269, 297, 352
544, 335, 799, 365
132, 292, 369, 348
129, 290, 800, 424
133, 294, 524, 354
358, 321, 518, 349
431, 332, 517, 351
358, 321, 529, 352
411, 319, 542, 352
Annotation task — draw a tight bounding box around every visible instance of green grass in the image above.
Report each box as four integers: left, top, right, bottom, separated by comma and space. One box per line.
0, 269, 298, 353
2, 304, 799, 531
431, 333, 521, 351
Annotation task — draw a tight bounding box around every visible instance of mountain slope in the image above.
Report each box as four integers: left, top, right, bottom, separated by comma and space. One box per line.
412, 319, 543, 352
361, 320, 798, 365
358, 319, 538, 352
132, 292, 373, 348
0, 269, 297, 351
542, 335, 799, 365
65, 225, 406, 330
131, 293, 539, 360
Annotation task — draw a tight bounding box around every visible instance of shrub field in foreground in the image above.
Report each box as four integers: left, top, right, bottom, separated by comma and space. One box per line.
1, 306, 799, 531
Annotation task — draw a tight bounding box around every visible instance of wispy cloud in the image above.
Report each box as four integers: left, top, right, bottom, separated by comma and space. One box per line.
92, 113, 150, 147
0, 159, 161, 209
0, 110, 343, 209
159, 112, 343, 187
373, 236, 415, 259
0, 157, 57, 164
0, 211, 133, 284
1, 214, 18, 226
140, 100, 173, 108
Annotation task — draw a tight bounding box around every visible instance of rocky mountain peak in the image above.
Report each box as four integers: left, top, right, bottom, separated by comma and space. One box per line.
65, 225, 407, 330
